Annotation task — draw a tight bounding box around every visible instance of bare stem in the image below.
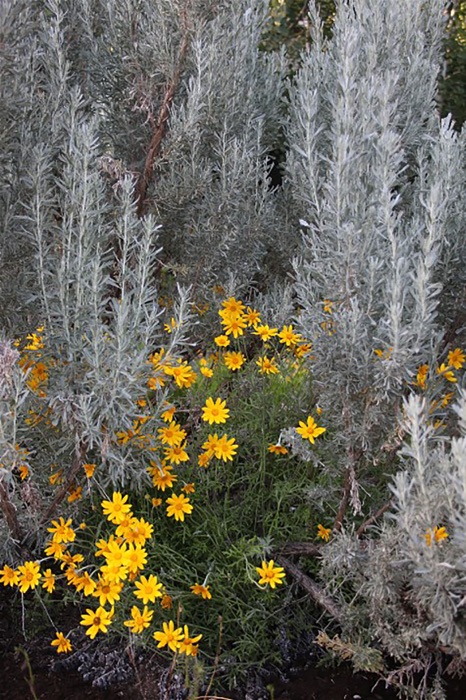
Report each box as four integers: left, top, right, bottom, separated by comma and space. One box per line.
277, 555, 343, 622
0, 478, 23, 542
356, 500, 393, 537
201, 615, 223, 699
134, 1, 191, 217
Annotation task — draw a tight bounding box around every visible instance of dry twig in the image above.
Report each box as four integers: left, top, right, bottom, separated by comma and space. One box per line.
277, 555, 343, 622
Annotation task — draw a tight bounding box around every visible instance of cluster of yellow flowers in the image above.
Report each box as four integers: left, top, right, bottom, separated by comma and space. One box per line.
213, 297, 312, 370
0, 493, 204, 656
424, 525, 449, 547
16, 299, 325, 502
3, 296, 335, 661
16, 326, 49, 397
413, 347, 465, 391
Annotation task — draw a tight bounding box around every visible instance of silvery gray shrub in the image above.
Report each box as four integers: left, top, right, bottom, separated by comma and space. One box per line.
1, 0, 465, 693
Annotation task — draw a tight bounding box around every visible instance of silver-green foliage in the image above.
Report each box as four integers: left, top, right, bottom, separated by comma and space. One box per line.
284, 0, 466, 689
0, 0, 192, 492
320, 392, 466, 693
1, 0, 466, 685
32, 0, 290, 293
286, 0, 465, 471
0, 0, 292, 494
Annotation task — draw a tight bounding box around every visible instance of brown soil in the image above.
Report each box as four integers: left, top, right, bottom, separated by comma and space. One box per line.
273, 666, 466, 699
1, 591, 465, 700
2, 649, 466, 700
0, 651, 135, 700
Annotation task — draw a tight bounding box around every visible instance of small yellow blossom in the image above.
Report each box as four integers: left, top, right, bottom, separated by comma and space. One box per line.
124, 605, 154, 634
67, 485, 83, 503
316, 524, 332, 542
149, 464, 178, 491
215, 434, 238, 462
447, 347, 465, 370
200, 365, 213, 378
414, 364, 429, 389
163, 360, 197, 389
221, 312, 247, 338
18, 465, 30, 480
296, 416, 326, 444
425, 526, 449, 546
47, 517, 76, 544
437, 363, 457, 383
120, 517, 153, 546
253, 325, 278, 342
374, 348, 392, 360
94, 536, 114, 558
101, 492, 133, 524
214, 334, 230, 347
161, 594, 173, 609
49, 470, 63, 485
166, 493, 193, 522
125, 544, 148, 574
0, 565, 19, 587
73, 572, 96, 596
441, 392, 455, 408
323, 299, 333, 313
278, 324, 301, 347
220, 297, 246, 316
256, 356, 279, 375
24, 329, 45, 351
256, 560, 286, 589
223, 351, 246, 371
268, 443, 288, 455
190, 583, 212, 600
44, 540, 66, 560
102, 540, 132, 570
17, 561, 41, 593
164, 317, 177, 334
164, 443, 189, 465
92, 577, 123, 607
161, 405, 176, 422
244, 307, 261, 327
60, 552, 84, 569
80, 606, 114, 639
83, 463, 96, 478
42, 568, 56, 593
157, 422, 186, 447
51, 632, 72, 654
178, 625, 202, 656
202, 397, 230, 425
198, 452, 212, 468
147, 374, 166, 390
153, 620, 184, 652
294, 342, 312, 359
134, 574, 163, 604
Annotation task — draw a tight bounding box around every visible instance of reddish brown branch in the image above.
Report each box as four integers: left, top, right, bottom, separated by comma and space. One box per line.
333, 465, 352, 532
277, 555, 343, 622
0, 479, 23, 542
134, 4, 191, 217
356, 500, 393, 537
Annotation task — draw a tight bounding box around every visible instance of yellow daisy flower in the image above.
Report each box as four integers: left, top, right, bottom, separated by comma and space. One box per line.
166, 492, 193, 522
256, 560, 286, 589
80, 606, 114, 639
202, 397, 230, 424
